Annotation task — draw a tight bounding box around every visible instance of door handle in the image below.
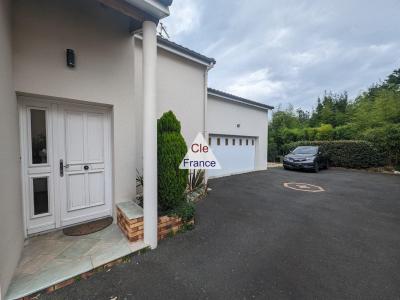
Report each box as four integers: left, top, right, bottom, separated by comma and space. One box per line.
60, 159, 64, 177
60, 159, 70, 177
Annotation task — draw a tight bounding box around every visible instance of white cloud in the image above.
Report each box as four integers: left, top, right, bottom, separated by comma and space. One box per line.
203, 38, 224, 56
227, 69, 285, 102
286, 39, 340, 67
165, 0, 400, 111
162, 0, 201, 40
264, 28, 292, 48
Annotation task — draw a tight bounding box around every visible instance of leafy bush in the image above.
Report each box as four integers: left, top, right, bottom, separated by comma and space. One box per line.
315, 124, 334, 140
282, 140, 384, 168
268, 142, 279, 162
304, 127, 317, 140
171, 201, 195, 223
333, 124, 359, 140
136, 169, 144, 207
362, 124, 400, 166
281, 128, 301, 144
158, 111, 188, 212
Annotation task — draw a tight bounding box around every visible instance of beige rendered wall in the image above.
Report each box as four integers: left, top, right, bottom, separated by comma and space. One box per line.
0, 0, 25, 297
134, 39, 207, 171
13, 0, 137, 204
207, 95, 269, 170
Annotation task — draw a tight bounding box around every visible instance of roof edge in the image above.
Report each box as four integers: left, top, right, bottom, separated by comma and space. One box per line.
124, 0, 170, 19
208, 88, 274, 111
157, 36, 216, 66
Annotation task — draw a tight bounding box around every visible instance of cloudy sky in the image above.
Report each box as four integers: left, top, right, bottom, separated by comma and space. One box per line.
163, 0, 400, 111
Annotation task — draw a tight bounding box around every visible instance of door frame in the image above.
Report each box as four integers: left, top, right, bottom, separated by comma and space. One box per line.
18, 94, 113, 237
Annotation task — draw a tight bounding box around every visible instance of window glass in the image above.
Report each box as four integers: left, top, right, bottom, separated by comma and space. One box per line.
209, 137, 211, 146
30, 109, 47, 164
252, 139, 255, 146
239, 139, 242, 146
292, 146, 318, 155
246, 139, 249, 146
33, 177, 49, 215
217, 138, 220, 145
225, 138, 228, 145
233, 139, 236, 146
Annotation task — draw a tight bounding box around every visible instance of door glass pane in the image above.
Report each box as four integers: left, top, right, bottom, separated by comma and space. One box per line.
33, 177, 49, 215
30, 109, 47, 164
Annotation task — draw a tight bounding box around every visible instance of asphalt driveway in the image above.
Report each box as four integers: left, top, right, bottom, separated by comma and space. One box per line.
44, 168, 400, 299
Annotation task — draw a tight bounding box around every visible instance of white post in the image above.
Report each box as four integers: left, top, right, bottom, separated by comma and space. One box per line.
142, 20, 158, 249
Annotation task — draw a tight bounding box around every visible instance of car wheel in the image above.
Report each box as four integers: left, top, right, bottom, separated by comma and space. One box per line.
314, 162, 319, 173
283, 165, 289, 170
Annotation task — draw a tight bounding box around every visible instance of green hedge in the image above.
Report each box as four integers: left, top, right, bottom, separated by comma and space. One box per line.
361, 124, 400, 166
158, 111, 188, 212
282, 140, 384, 169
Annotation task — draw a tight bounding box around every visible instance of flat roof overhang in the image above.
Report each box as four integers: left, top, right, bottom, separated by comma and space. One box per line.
96, 0, 171, 26
125, 0, 171, 19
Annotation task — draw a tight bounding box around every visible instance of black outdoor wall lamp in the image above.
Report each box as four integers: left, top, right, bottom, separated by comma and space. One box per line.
66, 49, 75, 68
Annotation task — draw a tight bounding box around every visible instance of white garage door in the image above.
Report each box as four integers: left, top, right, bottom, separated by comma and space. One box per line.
208, 135, 256, 178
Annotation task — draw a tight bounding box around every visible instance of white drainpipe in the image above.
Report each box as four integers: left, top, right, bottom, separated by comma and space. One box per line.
204, 62, 214, 183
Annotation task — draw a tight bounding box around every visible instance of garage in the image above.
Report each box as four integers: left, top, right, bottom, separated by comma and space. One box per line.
208, 135, 256, 177
207, 88, 274, 178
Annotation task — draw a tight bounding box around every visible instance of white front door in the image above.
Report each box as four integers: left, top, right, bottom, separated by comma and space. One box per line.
19, 97, 112, 235
58, 104, 112, 227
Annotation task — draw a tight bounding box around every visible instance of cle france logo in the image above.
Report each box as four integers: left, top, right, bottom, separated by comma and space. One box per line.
179, 133, 221, 170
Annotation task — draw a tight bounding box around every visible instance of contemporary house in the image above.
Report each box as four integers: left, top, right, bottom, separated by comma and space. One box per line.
0, 0, 272, 298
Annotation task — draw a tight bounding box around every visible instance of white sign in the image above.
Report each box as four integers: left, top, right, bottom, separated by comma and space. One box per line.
179, 133, 221, 170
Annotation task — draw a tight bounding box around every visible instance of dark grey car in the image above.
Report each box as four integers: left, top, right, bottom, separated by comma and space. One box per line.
283, 146, 328, 172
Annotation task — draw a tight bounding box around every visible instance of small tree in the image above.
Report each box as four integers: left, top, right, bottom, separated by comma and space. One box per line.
157, 111, 188, 212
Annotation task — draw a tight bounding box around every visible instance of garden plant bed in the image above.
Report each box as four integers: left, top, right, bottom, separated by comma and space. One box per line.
117, 202, 194, 242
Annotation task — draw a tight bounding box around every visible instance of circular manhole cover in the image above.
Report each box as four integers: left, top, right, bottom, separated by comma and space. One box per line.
283, 182, 325, 193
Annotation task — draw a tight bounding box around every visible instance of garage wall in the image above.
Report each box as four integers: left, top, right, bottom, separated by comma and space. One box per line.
13, 0, 137, 204
207, 94, 269, 171
134, 39, 207, 171
0, 0, 24, 297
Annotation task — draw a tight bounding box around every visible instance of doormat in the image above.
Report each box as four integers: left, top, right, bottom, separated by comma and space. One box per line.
63, 217, 113, 236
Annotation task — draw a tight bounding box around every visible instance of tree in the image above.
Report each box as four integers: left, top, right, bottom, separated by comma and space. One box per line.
296, 108, 310, 126
268, 68, 400, 166
384, 68, 400, 90
157, 111, 188, 212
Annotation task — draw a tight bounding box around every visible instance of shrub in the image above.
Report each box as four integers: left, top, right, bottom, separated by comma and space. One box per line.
158, 111, 188, 212
136, 169, 144, 207
171, 201, 195, 223
362, 124, 400, 166
333, 124, 358, 140
187, 169, 205, 193
282, 140, 384, 168
304, 127, 317, 140
268, 142, 279, 162
281, 128, 300, 144
315, 124, 334, 140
